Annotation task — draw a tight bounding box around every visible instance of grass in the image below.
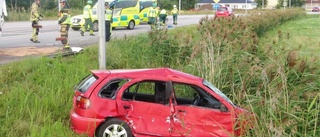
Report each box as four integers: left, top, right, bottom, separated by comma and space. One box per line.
0, 10, 319, 136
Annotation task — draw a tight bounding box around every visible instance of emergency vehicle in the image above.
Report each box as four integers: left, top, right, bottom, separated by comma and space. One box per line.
71, 0, 141, 31
138, 0, 157, 23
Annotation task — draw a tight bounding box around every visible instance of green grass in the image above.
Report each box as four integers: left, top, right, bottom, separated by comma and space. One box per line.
260, 16, 320, 59
0, 10, 319, 136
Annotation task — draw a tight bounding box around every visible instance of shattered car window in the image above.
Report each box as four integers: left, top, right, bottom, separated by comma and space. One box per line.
203, 80, 234, 106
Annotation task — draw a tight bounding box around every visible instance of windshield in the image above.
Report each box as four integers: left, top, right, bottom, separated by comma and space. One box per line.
203, 80, 234, 106
110, 0, 137, 9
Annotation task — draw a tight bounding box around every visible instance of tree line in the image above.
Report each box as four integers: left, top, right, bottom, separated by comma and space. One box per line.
5, 0, 198, 11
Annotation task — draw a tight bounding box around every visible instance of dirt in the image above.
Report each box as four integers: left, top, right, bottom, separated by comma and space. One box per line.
0, 46, 60, 65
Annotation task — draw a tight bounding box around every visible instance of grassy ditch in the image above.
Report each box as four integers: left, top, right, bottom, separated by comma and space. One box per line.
0, 8, 319, 136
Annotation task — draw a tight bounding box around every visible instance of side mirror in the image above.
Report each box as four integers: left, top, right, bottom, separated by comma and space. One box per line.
220, 104, 228, 112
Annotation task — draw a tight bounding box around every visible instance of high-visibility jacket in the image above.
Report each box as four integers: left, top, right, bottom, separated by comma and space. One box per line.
149, 7, 157, 17
159, 9, 167, 15
172, 8, 178, 14
59, 6, 71, 25
83, 4, 92, 19
30, 2, 39, 21
105, 9, 112, 21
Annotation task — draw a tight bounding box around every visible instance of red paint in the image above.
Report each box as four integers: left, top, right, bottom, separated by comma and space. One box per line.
70, 68, 254, 137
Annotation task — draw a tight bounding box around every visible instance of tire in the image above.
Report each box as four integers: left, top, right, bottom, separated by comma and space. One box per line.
72, 27, 80, 31
127, 20, 135, 30
96, 118, 133, 137
93, 21, 99, 31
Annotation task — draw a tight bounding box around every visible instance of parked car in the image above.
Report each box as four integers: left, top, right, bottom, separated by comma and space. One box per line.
312, 7, 320, 12
215, 6, 234, 17
70, 68, 254, 137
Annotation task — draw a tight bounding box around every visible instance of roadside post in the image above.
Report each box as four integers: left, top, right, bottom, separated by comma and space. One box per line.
213, 0, 220, 15
98, 0, 106, 69
283, 0, 287, 10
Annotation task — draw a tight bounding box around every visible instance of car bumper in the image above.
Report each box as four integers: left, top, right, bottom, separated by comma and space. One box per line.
71, 23, 82, 28
70, 109, 105, 137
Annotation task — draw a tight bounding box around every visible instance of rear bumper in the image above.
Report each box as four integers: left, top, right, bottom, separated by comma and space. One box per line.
70, 109, 104, 137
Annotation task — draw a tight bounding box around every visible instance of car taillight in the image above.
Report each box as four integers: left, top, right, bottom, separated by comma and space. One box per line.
76, 96, 91, 109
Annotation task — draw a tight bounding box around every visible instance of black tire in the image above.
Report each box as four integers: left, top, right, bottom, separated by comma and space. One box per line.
96, 118, 133, 137
93, 21, 99, 31
127, 20, 135, 30
72, 27, 80, 31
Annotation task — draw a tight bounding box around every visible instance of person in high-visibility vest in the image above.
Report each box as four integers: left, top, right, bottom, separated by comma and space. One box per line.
0, 0, 8, 32
105, 2, 112, 42
148, 3, 157, 29
81, 0, 95, 36
58, 0, 71, 51
30, 0, 42, 43
171, 5, 178, 25
158, 8, 167, 25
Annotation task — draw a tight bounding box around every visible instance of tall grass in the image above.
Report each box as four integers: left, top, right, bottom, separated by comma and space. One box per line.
0, 9, 319, 136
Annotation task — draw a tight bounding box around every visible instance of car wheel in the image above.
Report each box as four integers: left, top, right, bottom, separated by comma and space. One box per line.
127, 20, 135, 30
93, 21, 99, 31
96, 118, 133, 137
72, 27, 80, 31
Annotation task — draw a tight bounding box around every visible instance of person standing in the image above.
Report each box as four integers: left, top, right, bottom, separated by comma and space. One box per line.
30, 0, 42, 43
148, 3, 157, 30
158, 8, 167, 25
171, 5, 178, 25
105, 2, 112, 42
81, 0, 95, 36
0, 0, 8, 32
58, 0, 71, 51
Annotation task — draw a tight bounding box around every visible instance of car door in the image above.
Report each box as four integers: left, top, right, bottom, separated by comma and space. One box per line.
116, 78, 173, 136
171, 82, 236, 136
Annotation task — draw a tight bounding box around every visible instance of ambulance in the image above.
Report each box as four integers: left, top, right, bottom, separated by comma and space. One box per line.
71, 0, 141, 31
138, 0, 157, 23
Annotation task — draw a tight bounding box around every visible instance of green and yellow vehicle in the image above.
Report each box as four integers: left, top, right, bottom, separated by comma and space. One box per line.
70, 0, 142, 31
138, 0, 157, 23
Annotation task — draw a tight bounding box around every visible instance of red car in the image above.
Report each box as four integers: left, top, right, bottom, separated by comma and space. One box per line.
312, 7, 320, 12
70, 68, 254, 137
215, 6, 234, 17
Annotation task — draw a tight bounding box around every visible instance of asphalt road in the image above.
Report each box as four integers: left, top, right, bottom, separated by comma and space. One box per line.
0, 14, 214, 65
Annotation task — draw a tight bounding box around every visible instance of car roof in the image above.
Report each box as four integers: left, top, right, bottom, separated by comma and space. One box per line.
91, 68, 203, 83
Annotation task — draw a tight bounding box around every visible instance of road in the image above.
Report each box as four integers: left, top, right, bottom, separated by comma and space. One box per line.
0, 15, 213, 65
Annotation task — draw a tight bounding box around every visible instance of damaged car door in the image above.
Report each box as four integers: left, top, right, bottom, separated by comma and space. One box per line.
171, 82, 235, 136
117, 78, 173, 136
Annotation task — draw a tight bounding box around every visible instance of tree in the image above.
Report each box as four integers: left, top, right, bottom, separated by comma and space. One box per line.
276, 0, 305, 8
255, 0, 268, 8
158, 0, 197, 10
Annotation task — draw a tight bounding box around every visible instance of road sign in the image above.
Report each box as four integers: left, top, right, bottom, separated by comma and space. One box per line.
283, 1, 287, 7
213, 0, 220, 3
213, 4, 220, 10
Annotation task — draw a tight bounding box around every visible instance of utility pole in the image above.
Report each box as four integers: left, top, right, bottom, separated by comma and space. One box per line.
245, 0, 247, 15
179, 0, 181, 14
289, 0, 291, 7
98, 0, 106, 69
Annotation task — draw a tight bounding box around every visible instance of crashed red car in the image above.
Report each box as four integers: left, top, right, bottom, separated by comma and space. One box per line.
70, 68, 254, 137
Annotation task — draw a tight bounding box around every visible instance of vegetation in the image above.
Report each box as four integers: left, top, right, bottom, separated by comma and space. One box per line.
0, 8, 319, 136
4, 0, 197, 21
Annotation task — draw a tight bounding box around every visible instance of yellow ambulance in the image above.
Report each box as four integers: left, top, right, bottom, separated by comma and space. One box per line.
138, 0, 157, 23
70, 0, 141, 31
